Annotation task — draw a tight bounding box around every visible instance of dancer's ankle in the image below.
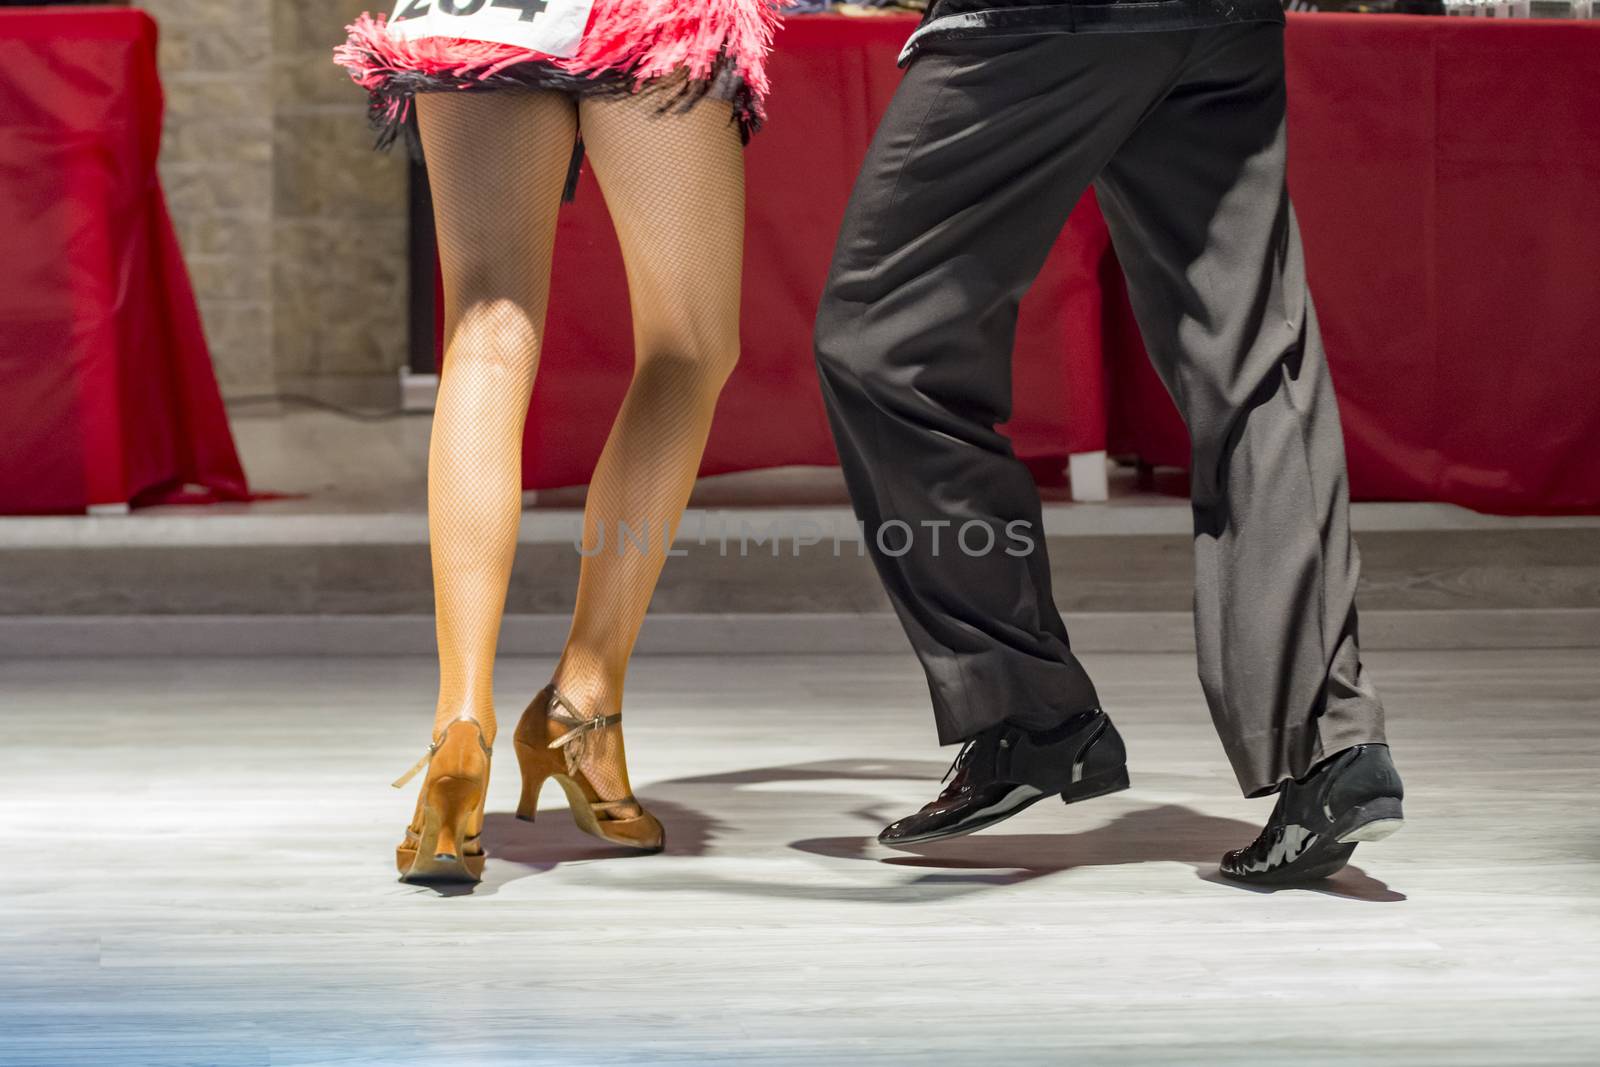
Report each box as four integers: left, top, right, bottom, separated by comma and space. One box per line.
433, 704, 497, 746
545, 673, 619, 721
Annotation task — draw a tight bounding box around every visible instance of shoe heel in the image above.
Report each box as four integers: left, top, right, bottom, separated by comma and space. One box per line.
513, 738, 550, 822
399, 773, 485, 883
1335, 796, 1404, 844
1061, 765, 1130, 806
429, 774, 478, 857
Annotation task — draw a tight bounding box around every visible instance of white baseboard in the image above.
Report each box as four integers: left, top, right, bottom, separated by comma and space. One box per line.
1068, 451, 1110, 502
399, 370, 438, 413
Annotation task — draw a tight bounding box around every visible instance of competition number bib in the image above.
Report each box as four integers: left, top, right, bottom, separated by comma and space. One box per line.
389, 0, 595, 60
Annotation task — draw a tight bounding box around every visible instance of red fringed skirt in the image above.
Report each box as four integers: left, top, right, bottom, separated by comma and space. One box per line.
335, 0, 786, 152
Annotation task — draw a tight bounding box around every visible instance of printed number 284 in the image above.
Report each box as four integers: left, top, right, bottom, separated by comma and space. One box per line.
395, 0, 550, 21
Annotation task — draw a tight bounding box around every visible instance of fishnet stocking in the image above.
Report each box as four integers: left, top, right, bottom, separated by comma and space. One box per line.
552, 93, 745, 797
418, 90, 576, 745
416, 88, 744, 787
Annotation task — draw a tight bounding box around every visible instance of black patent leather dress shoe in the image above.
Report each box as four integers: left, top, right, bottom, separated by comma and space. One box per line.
1219, 743, 1404, 885
878, 710, 1129, 847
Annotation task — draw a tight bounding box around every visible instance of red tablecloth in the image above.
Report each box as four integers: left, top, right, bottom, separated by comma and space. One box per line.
1109, 15, 1600, 514
447, 13, 1600, 514
0, 7, 248, 514
518, 14, 1113, 489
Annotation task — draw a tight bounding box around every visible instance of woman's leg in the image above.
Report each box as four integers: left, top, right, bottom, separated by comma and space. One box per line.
417, 90, 578, 746
551, 93, 745, 737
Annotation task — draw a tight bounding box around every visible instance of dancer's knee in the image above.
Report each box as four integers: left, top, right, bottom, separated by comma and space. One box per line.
815, 286, 896, 407
637, 320, 740, 392
444, 297, 541, 378
814, 284, 858, 372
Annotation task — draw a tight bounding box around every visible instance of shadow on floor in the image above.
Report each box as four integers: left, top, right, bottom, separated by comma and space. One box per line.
437, 759, 918, 897
794, 802, 1405, 903
415, 793, 720, 898
444, 758, 1403, 903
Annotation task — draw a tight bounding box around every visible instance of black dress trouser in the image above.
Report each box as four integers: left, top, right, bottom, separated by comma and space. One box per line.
814, 22, 1386, 796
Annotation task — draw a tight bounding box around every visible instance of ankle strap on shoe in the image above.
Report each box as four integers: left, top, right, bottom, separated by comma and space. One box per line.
545, 686, 622, 774
545, 687, 622, 746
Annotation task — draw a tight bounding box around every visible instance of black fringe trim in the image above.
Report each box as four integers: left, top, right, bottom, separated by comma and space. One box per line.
364, 56, 762, 186
562, 138, 586, 203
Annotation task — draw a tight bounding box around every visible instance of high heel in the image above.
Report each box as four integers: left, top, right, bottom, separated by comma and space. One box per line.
393, 717, 492, 883
513, 685, 664, 853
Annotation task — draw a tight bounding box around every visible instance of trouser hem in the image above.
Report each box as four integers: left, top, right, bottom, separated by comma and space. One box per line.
1235, 710, 1388, 798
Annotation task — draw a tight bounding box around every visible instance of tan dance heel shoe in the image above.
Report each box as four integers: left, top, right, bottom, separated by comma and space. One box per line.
393, 717, 492, 883
512, 685, 664, 853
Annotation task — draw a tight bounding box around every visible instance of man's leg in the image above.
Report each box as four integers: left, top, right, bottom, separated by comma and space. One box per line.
816, 32, 1187, 744
1093, 24, 1389, 803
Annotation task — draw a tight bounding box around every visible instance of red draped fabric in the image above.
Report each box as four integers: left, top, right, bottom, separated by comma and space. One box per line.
471, 15, 1600, 514
0, 7, 248, 514
1107, 15, 1600, 514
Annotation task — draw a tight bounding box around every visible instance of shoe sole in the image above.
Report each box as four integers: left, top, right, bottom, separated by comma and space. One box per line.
1223, 797, 1404, 885
396, 845, 484, 884
1338, 816, 1404, 844
880, 766, 1131, 848
552, 774, 666, 854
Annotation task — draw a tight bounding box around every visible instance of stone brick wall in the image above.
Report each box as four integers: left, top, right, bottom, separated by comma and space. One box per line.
137, 0, 407, 398
272, 1, 408, 397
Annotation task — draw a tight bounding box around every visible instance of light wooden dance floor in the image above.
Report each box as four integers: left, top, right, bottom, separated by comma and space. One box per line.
3, 650, 1598, 1066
